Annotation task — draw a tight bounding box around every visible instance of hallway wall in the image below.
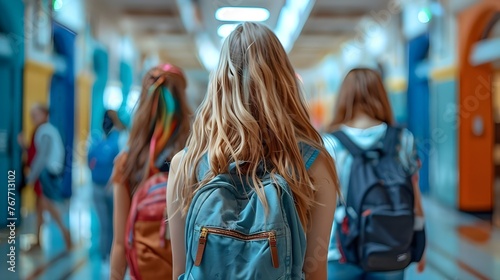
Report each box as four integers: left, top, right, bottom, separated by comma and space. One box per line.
429, 66, 458, 208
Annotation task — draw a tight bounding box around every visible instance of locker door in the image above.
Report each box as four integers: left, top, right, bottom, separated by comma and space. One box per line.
0, 0, 24, 229
407, 33, 430, 194
50, 21, 76, 198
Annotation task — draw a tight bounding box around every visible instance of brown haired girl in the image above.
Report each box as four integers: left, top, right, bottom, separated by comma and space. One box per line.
110, 64, 192, 279
323, 68, 425, 280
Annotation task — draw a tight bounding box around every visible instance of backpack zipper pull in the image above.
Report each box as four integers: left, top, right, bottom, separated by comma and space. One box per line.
268, 231, 279, 268
195, 228, 208, 266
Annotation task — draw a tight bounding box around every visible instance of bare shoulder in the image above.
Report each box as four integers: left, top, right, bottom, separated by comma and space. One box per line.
308, 151, 336, 186
307, 151, 338, 209
167, 150, 186, 214
170, 150, 186, 174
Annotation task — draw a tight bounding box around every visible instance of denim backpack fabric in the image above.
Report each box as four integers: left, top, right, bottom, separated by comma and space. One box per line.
180, 143, 319, 280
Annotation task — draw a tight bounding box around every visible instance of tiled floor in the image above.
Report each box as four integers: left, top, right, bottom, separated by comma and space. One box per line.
2, 165, 500, 280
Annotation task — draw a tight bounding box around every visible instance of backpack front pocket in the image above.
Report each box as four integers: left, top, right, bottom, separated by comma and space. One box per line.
190, 226, 286, 280
359, 209, 414, 271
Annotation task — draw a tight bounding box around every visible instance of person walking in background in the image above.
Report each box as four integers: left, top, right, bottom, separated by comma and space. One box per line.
167, 22, 340, 280
21, 104, 71, 250
87, 110, 127, 271
18, 121, 44, 250
323, 68, 426, 280
110, 64, 192, 280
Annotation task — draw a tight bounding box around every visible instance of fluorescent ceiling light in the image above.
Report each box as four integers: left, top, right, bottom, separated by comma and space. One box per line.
53, 0, 63, 11
190, 2, 312, 70
215, 7, 270, 22
274, 0, 314, 52
104, 82, 123, 111
217, 24, 238, 38
417, 8, 432, 23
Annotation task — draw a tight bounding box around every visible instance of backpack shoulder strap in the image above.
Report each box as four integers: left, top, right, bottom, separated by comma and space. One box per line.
196, 153, 210, 182
182, 147, 209, 182
299, 142, 319, 170
196, 143, 319, 181
331, 130, 364, 157
382, 126, 403, 154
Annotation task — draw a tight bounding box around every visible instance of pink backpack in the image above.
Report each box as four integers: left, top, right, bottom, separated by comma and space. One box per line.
124, 173, 172, 280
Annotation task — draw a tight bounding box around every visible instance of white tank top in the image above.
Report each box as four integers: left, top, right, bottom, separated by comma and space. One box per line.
35, 123, 65, 174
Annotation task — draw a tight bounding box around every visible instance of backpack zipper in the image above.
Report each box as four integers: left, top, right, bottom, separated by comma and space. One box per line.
194, 227, 279, 268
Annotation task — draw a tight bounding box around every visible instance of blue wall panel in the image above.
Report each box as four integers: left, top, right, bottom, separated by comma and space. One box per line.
50, 22, 76, 198
118, 60, 133, 128
429, 80, 458, 208
407, 34, 431, 194
0, 0, 24, 231
388, 92, 407, 126
90, 47, 108, 136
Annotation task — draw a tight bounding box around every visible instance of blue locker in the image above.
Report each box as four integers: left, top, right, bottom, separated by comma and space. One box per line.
407, 33, 431, 194
49, 21, 76, 198
90, 47, 108, 137
0, 0, 24, 229
118, 60, 133, 128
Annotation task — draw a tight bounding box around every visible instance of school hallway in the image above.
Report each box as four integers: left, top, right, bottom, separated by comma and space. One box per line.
0, 163, 497, 280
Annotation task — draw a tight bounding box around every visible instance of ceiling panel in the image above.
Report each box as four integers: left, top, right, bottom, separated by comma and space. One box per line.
301, 16, 362, 35
289, 0, 393, 69
95, 0, 202, 70
94, 0, 397, 72
136, 33, 201, 68
103, 0, 177, 11
311, 0, 392, 13
289, 34, 344, 69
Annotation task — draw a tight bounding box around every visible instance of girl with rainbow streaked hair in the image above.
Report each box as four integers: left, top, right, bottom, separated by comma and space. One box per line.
110, 64, 192, 279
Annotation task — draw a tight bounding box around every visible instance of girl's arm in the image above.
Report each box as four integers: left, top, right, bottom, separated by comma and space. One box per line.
404, 129, 426, 273
412, 172, 425, 217
167, 150, 187, 279
110, 182, 131, 279
26, 134, 51, 184
412, 171, 426, 273
303, 153, 337, 280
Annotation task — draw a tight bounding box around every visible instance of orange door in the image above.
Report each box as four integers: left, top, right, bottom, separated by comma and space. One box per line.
458, 2, 500, 211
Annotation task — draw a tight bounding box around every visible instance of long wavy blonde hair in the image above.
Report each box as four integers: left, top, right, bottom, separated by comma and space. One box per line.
174, 22, 338, 229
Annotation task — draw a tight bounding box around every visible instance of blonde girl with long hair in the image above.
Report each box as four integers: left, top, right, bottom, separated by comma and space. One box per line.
110, 64, 192, 279
167, 22, 340, 279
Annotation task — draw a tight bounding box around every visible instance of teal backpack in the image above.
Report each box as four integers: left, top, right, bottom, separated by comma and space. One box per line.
181, 144, 319, 280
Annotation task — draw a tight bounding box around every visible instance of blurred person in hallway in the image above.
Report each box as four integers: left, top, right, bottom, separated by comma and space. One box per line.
110, 64, 192, 280
167, 22, 339, 280
87, 110, 127, 265
18, 114, 44, 250
20, 104, 71, 250
323, 68, 426, 280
